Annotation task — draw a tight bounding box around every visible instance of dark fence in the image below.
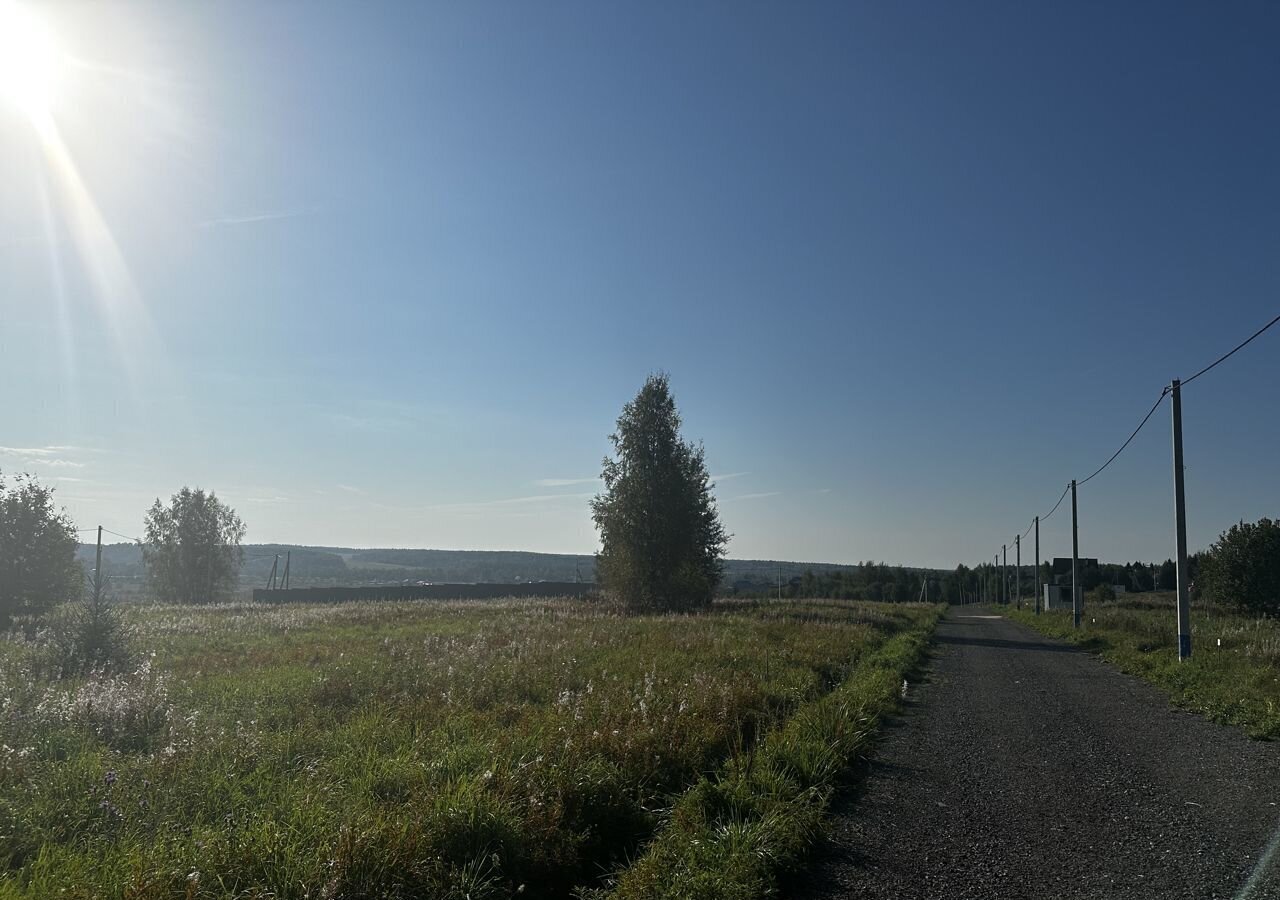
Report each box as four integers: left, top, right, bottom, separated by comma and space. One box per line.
251, 582, 597, 604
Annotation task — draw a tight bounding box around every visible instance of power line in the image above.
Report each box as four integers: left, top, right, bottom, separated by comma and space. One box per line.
102, 528, 143, 543
996, 309, 1280, 580
1042, 483, 1072, 522
1182, 311, 1280, 387
78, 526, 143, 542
1076, 387, 1170, 487
1020, 481, 1072, 540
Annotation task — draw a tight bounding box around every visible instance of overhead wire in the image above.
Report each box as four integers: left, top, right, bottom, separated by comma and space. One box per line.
1181, 311, 1280, 387
1075, 387, 1170, 488
1041, 482, 1072, 521
999, 309, 1279, 558
102, 528, 143, 543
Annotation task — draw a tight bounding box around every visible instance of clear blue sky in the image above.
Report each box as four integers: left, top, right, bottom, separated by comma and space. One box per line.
1, 1, 1277, 568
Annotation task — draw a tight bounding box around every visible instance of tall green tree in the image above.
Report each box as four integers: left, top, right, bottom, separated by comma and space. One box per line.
1198, 517, 1280, 615
0, 471, 81, 622
143, 487, 245, 604
591, 374, 728, 612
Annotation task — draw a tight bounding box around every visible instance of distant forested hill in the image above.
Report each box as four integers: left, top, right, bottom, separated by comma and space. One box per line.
76, 543, 881, 590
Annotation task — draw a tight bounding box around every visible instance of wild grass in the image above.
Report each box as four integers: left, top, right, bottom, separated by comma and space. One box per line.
0, 596, 939, 899
602, 624, 936, 900
1006, 593, 1280, 739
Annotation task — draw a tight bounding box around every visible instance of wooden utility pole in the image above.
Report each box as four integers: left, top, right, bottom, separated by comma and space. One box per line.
93, 525, 104, 607
1071, 479, 1081, 629
1171, 379, 1192, 660
283, 551, 292, 590
267, 554, 279, 590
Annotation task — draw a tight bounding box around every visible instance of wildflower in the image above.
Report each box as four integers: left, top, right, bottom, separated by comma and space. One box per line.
104, 770, 118, 786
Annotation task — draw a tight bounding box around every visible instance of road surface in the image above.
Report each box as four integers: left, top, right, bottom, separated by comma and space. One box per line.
790, 609, 1280, 900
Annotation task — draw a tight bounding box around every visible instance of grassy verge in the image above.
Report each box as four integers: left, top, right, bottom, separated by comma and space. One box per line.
601, 607, 941, 900
0, 597, 938, 898
1005, 596, 1280, 738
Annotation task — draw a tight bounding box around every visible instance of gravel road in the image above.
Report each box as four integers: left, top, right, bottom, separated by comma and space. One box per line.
789, 608, 1280, 900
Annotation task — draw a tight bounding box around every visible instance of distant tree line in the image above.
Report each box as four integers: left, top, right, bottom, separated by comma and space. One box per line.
1, 473, 245, 624
732, 563, 945, 603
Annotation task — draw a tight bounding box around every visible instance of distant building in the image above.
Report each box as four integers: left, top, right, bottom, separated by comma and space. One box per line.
1051, 557, 1098, 579
1043, 584, 1082, 611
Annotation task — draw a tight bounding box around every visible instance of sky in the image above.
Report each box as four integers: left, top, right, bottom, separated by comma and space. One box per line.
1, 1, 1277, 569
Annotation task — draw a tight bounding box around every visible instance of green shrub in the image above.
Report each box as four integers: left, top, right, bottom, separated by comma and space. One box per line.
1199, 517, 1280, 615
39, 593, 136, 678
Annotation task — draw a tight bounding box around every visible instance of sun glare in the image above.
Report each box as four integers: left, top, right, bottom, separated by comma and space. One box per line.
0, 0, 63, 122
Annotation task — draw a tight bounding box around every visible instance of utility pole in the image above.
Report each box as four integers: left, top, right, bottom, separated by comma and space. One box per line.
1001, 545, 1007, 605
283, 551, 292, 590
1071, 479, 1081, 629
1171, 379, 1192, 660
93, 525, 104, 607
1015, 534, 1021, 610
268, 554, 279, 590
777, 565, 782, 602
1034, 515, 1041, 615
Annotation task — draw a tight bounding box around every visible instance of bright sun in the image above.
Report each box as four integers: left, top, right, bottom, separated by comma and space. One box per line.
0, 0, 63, 121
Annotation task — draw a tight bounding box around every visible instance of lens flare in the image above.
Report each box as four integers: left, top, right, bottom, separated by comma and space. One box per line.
0, 0, 63, 121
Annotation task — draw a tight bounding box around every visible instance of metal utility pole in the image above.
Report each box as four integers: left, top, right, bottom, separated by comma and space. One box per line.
1071, 479, 1081, 629
93, 525, 104, 607
1015, 534, 1021, 610
1171, 379, 1192, 660
1034, 516, 1041, 616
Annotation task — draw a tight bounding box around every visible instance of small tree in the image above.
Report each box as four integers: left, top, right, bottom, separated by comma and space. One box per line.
0, 471, 81, 623
591, 374, 728, 612
42, 572, 136, 677
143, 487, 245, 604
1198, 517, 1280, 615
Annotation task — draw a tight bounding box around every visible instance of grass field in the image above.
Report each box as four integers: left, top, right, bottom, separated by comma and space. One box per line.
1005, 593, 1280, 739
0, 597, 939, 899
